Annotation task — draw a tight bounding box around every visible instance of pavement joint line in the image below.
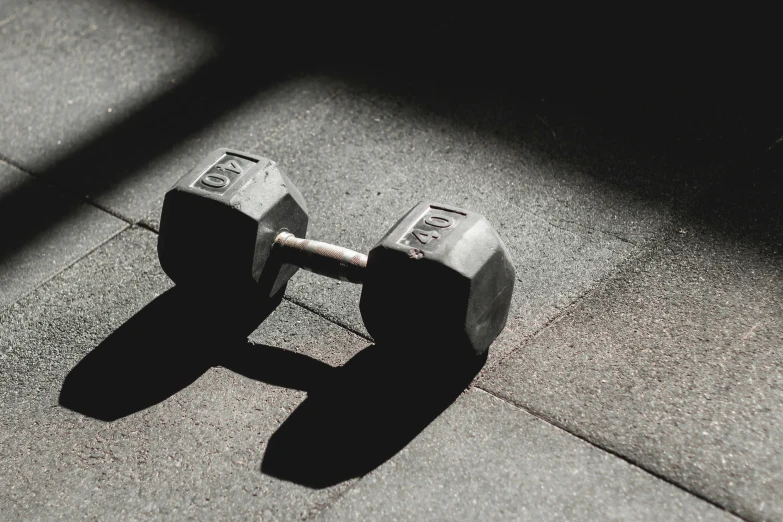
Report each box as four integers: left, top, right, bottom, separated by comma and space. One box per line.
0, 153, 28, 173
489, 191, 640, 251
282, 294, 373, 343
136, 220, 158, 234
131, 221, 373, 342
79, 196, 134, 224
0, 223, 130, 314
3, 84, 346, 230
482, 221, 681, 378
302, 481, 363, 522
0, 152, 135, 225
551, 216, 637, 245
471, 387, 747, 521
302, 386, 489, 520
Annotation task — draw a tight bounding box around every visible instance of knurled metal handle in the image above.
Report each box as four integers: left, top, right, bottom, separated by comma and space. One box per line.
275, 231, 367, 284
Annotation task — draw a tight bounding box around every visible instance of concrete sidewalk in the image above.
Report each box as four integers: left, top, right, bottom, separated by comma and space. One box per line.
1, 1, 780, 520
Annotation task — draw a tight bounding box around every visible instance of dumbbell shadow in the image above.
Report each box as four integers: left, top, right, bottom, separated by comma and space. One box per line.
59, 285, 485, 488
58, 286, 286, 421
254, 341, 486, 488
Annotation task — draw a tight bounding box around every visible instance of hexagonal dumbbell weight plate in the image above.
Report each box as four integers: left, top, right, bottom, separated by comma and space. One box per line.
360, 202, 515, 355
158, 148, 308, 297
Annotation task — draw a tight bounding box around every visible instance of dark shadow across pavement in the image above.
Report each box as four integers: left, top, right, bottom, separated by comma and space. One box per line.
59, 283, 486, 488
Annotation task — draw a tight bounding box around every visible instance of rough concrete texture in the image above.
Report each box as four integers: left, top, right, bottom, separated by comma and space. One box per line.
316, 389, 736, 522
0, 160, 126, 309
0, 0, 31, 22
480, 221, 783, 521
0, 227, 371, 520
0, 0, 215, 171
0, 0, 342, 221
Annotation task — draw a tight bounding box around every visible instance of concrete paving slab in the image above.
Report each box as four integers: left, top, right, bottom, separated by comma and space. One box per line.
0, 160, 126, 309
0, 0, 342, 221
0, 227, 372, 520
480, 223, 783, 521
316, 389, 736, 522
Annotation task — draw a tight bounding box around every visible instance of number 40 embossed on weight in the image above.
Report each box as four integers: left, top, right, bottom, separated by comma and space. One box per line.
410, 214, 453, 245
411, 230, 440, 244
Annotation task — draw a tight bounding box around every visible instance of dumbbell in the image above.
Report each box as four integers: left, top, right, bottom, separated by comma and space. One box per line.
158, 148, 515, 355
